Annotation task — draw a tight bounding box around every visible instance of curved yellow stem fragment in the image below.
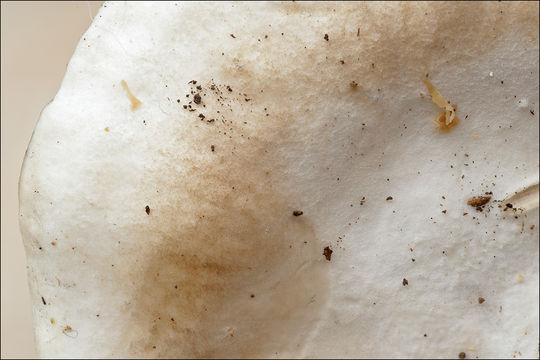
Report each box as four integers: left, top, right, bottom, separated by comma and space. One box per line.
424, 80, 456, 127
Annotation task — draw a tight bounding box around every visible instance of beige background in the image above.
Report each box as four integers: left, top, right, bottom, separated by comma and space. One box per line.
1, 2, 103, 358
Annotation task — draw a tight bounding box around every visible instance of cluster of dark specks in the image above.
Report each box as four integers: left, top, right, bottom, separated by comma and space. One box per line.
177, 80, 257, 133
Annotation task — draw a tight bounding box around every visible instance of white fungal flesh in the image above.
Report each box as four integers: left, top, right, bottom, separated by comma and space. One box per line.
19, 2, 539, 358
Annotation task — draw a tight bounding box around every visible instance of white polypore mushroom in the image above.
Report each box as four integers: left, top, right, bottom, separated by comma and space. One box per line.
19, 2, 539, 358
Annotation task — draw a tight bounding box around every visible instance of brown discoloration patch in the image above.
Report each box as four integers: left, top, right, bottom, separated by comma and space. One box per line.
121, 94, 330, 357
459, 351, 466, 359
121, 80, 142, 110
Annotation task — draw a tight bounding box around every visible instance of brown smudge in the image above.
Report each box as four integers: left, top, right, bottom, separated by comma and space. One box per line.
121, 80, 142, 111
120, 98, 331, 357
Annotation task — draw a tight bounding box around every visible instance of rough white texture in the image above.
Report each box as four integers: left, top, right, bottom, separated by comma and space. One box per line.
19, 2, 539, 358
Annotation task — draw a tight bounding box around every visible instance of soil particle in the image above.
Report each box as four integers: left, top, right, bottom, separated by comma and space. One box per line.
323, 246, 333, 261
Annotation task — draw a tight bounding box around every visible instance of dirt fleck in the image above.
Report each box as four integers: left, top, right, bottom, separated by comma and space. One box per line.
531, 225, 535, 230
50, 318, 55, 324
467, 196, 491, 208
193, 93, 202, 104
41, 296, 46, 305
402, 278, 408, 286
230, 34, 236, 39
386, 196, 393, 201
293, 210, 303, 217
478, 297, 485, 304
350, 81, 358, 88
458, 351, 466, 359
211, 145, 215, 152
145, 205, 151, 215
323, 246, 333, 261
324, 33, 329, 41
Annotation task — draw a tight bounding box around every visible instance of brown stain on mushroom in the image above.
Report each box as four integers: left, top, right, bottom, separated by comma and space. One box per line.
119, 89, 330, 357
121, 80, 142, 111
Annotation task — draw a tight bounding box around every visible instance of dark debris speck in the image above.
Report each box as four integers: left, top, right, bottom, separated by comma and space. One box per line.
323, 246, 333, 261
